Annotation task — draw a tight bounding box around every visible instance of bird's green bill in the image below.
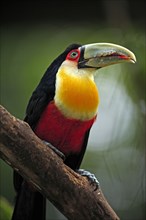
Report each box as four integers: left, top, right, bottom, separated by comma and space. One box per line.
78, 43, 136, 68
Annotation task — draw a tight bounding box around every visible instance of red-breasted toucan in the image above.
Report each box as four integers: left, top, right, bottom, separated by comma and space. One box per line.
12, 42, 136, 220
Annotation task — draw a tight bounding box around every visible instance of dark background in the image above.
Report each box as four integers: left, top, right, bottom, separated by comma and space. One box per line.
1, 0, 145, 26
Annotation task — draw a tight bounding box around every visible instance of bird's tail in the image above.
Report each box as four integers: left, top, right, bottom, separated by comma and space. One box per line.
12, 172, 46, 220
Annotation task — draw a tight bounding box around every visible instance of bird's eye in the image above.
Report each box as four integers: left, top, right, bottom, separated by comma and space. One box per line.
66, 49, 80, 61
70, 51, 79, 59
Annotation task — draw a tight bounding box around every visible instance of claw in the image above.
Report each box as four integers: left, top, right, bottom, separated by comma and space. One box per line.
76, 169, 100, 191
43, 141, 66, 161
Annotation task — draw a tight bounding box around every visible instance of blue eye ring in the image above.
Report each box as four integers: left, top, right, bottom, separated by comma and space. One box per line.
70, 51, 79, 58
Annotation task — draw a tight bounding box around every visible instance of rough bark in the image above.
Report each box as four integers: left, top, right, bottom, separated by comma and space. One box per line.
0, 105, 120, 220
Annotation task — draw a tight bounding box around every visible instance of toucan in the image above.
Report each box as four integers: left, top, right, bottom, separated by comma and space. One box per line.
12, 42, 136, 220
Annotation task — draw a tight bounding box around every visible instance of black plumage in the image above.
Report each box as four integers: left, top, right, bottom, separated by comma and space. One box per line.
12, 43, 88, 220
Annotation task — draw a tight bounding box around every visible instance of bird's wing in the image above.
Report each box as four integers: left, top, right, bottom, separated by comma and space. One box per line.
24, 89, 51, 129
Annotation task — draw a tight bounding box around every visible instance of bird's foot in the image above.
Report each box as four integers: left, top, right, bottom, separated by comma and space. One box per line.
43, 141, 66, 161
76, 169, 99, 191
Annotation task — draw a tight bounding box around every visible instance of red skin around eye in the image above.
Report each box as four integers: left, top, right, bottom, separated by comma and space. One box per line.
66, 49, 80, 62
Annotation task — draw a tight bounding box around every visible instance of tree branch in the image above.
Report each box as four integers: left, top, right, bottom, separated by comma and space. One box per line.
0, 105, 120, 220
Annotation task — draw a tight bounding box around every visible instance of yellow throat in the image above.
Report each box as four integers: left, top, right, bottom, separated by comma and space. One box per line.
55, 60, 99, 120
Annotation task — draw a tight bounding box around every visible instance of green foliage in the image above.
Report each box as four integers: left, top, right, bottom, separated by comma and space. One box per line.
0, 197, 13, 220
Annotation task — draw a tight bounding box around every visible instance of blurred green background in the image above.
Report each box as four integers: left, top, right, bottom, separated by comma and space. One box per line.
0, 1, 145, 220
